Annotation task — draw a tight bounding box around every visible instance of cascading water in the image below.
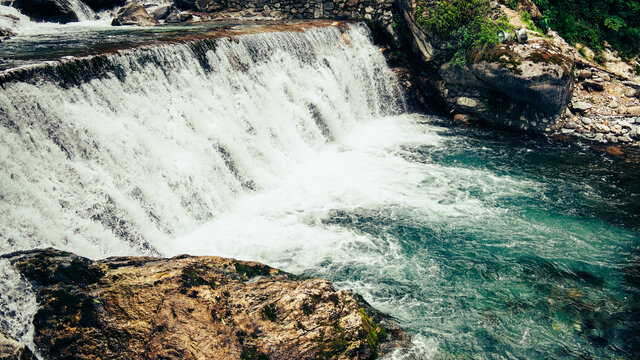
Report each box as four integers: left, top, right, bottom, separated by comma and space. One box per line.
0, 21, 639, 359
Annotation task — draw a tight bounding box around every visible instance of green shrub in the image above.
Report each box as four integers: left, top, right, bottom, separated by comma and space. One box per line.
415, 0, 513, 67
532, 0, 640, 59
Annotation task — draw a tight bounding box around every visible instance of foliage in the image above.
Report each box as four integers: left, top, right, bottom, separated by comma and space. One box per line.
415, 0, 513, 67
531, 0, 640, 59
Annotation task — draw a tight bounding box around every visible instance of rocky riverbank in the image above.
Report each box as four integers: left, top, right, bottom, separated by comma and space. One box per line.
1, 248, 406, 360
556, 63, 640, 147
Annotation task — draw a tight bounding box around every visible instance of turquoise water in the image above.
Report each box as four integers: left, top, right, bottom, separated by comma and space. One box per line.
313, 119, 640, 359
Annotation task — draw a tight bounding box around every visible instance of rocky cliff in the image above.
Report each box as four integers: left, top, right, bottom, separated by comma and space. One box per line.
396, 0, 575, 133
3, 248, 406, 360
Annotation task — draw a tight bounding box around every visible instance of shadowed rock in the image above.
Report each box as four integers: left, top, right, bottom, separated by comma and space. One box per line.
3, 248, 407, 360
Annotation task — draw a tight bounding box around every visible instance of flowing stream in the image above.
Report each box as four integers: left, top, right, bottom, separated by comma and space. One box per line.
0, 19, 638, 359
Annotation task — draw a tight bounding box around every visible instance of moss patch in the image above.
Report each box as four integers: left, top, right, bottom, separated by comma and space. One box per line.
180, 265, 215, 288
261, 304, 277, 322
359, 308, 388, 355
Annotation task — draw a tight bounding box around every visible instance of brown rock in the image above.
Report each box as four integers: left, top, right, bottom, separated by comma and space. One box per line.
4, 248, 406, 360
0, 330, 36, 360
577, 70, 592, 80
605, 146, 624, 156
453, 114, 471, 124
111, 3, 158, 26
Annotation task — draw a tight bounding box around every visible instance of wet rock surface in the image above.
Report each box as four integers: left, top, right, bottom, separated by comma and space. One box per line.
3, 248, 406, 360
9, 0, 87, 23
0, 330, 35, 360
111, 3, 158, 26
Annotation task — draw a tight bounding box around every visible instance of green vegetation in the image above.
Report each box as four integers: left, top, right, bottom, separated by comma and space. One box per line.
415, 0, 513, 67
180, 265, 215, 288
359, 308, 387, 354
261, 303, 277, 322
530, 0, 640, 59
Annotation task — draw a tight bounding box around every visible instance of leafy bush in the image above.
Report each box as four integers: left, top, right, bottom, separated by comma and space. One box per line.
531, 0, 640, 59
415, 0, 512, 67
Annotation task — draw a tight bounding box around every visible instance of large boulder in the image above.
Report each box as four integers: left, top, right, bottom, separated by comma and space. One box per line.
436, 38, 574, 132
9, 0, 88, 23
0, 330, 36, 360
3, 248, 407, 360
111, 2, 158, 26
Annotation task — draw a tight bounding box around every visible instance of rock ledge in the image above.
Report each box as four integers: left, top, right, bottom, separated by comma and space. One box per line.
3, 248, 406, 360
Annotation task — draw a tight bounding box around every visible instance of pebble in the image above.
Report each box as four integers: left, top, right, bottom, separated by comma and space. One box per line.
564, 121, 579, 129
625, 89, 637, 97
561, 129, 575, 134
600, 73, 611, 81
606, 134, 619, 143
594, 133, 606, 142
572, 101, 593, 112
609, 100, 619, 108
619, 120, 632, 128
593, 123, 611, 133
618, 135, 633, 143
611, 124, 623, 134
581, 117, 593, 125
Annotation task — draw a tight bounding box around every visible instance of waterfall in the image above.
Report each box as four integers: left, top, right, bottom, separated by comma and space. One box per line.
67, 0, 97, 22
0, 23, 405, 259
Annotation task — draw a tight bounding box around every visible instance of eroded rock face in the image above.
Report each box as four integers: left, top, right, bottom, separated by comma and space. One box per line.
4, 248, 406, 360
437, 38, 575, 132
111, 3, 158, 26
0, 330, 36, 360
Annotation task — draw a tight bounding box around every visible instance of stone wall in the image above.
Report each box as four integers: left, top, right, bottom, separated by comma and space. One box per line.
225, 0, 392, 22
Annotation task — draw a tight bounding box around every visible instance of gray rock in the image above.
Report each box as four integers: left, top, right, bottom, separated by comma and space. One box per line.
564, 121, 580, 129
618, 135, 633, 143
165, 11, 192, 23
622, 80, 640, 89
609, 99, 619, 108
581, 117, 593, 125
593, 123, 611, 133
599, 73, 611, 81
572, 101, 593, 112
561, 128, 575, 134
148, 4, 175, 20
112, 3, 158, 26
606, 134, 619, 143
594, 133, 606, 143
618, 120, 633, 128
